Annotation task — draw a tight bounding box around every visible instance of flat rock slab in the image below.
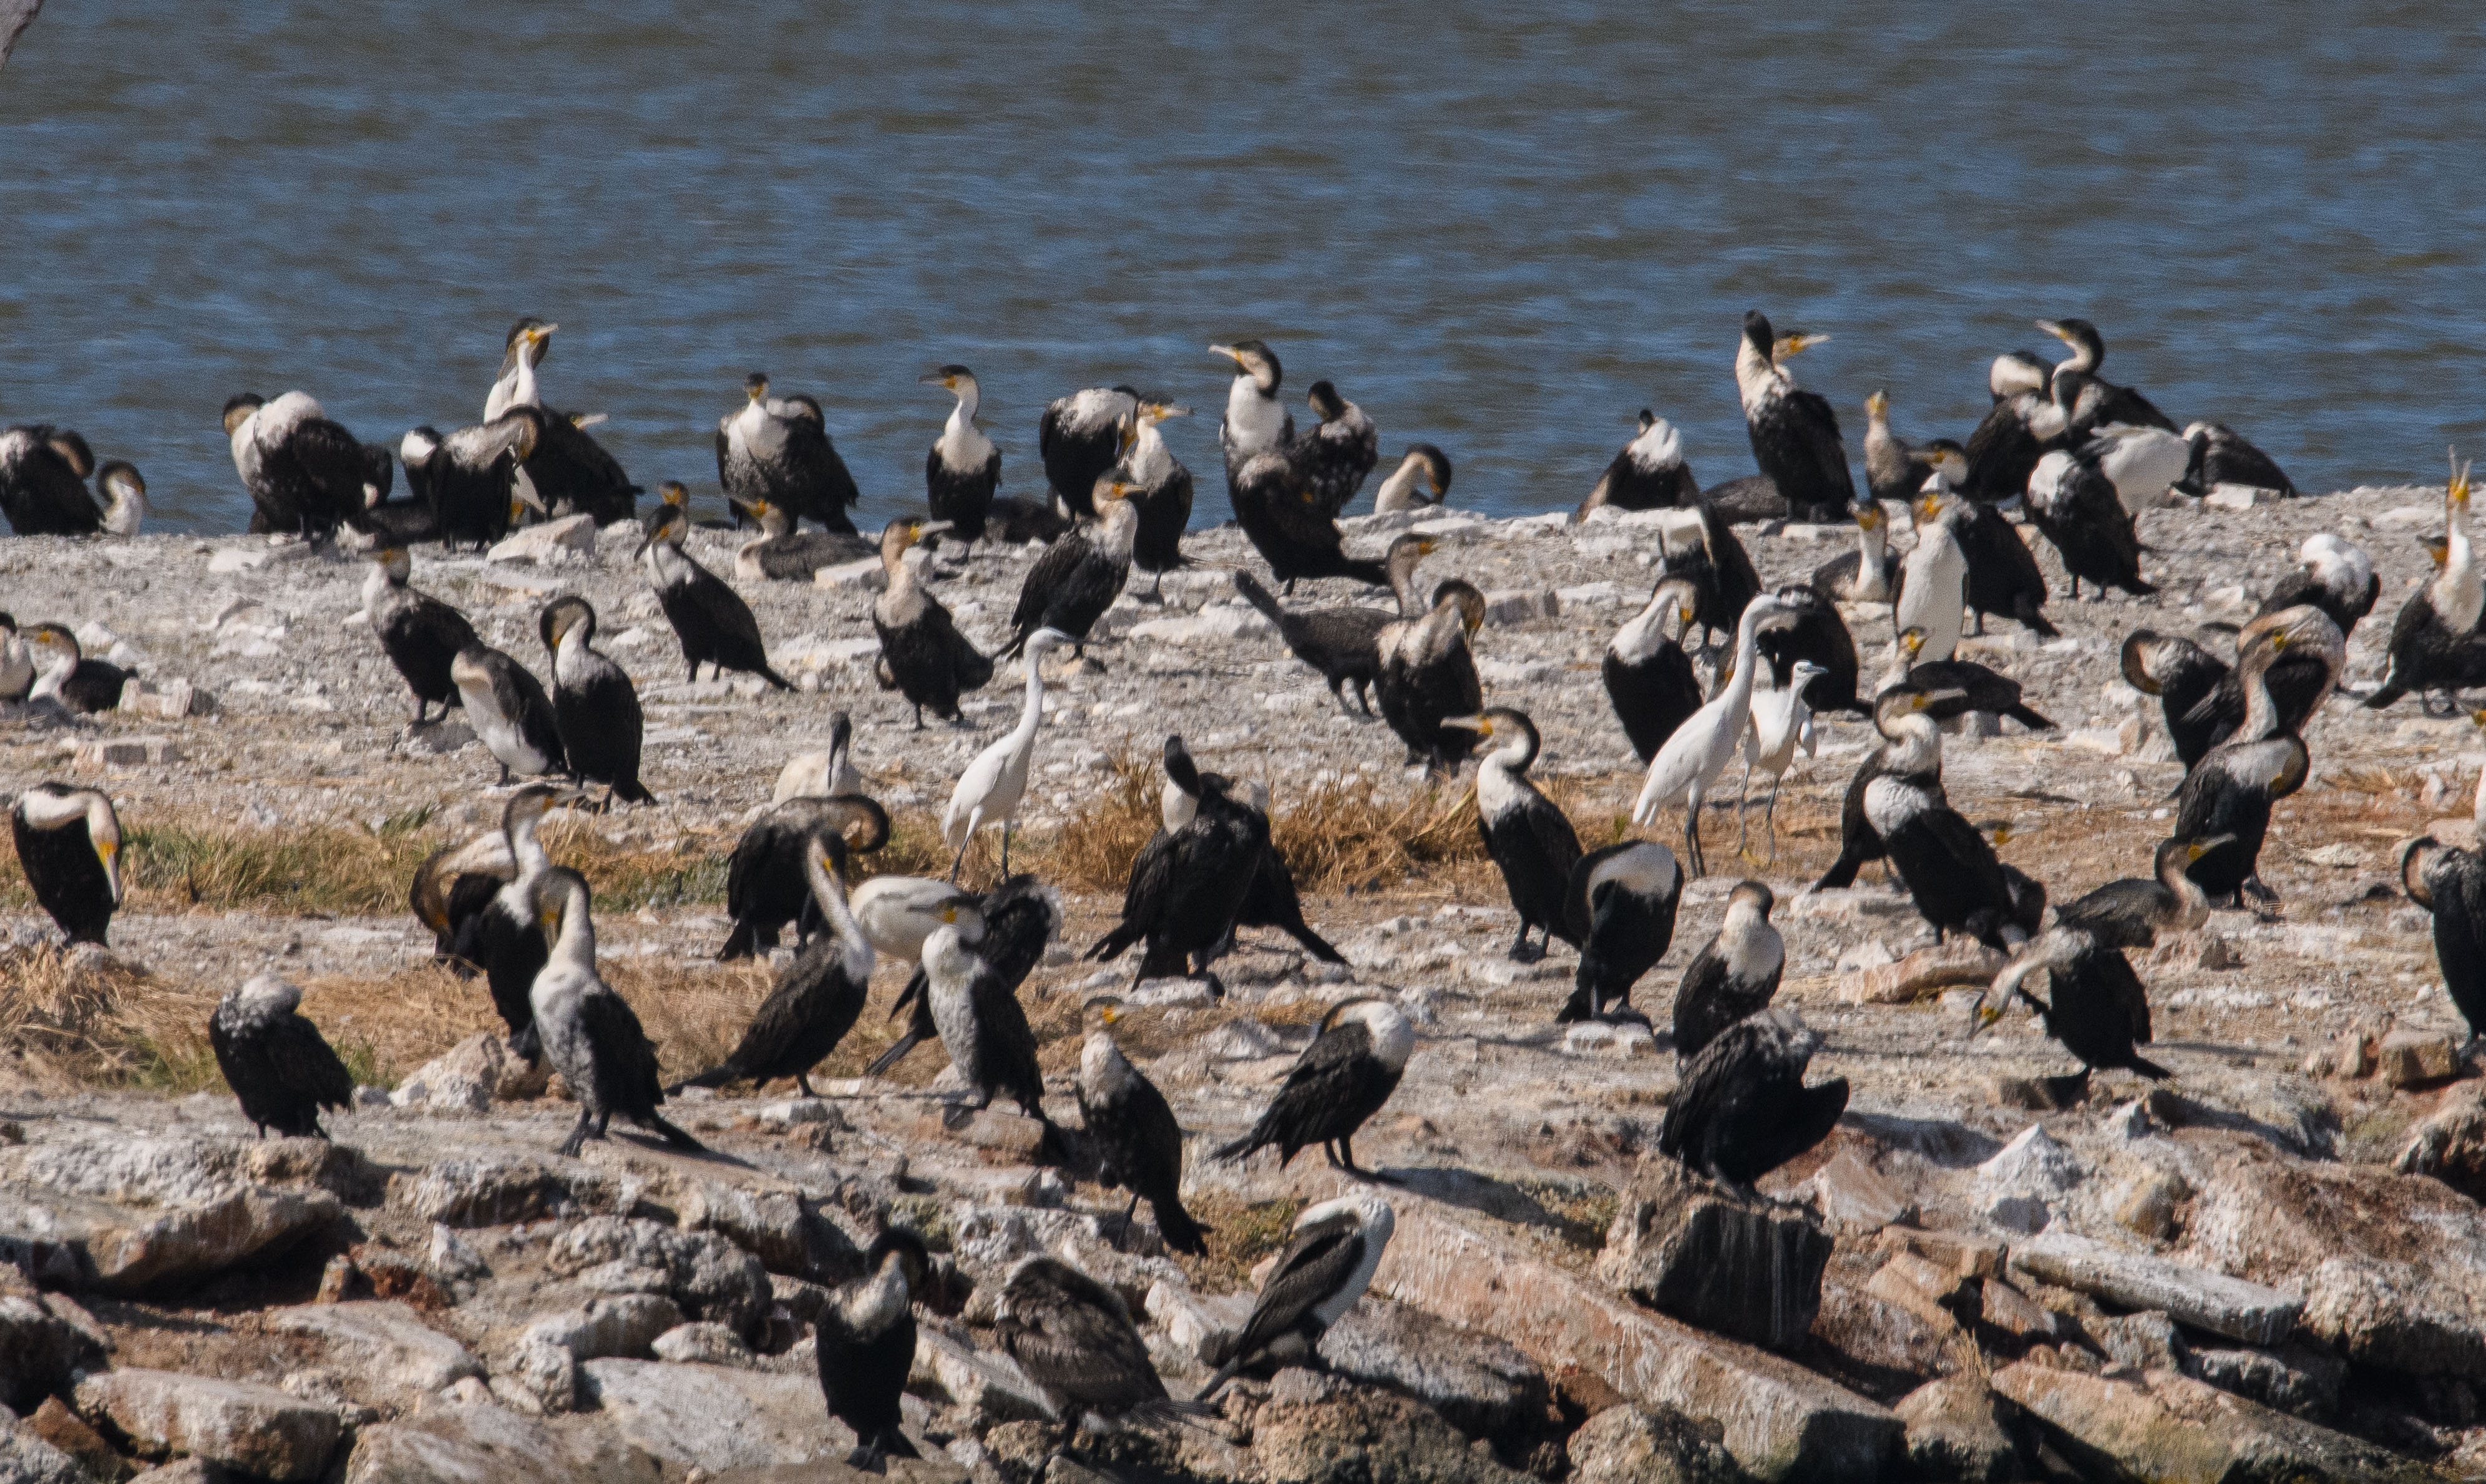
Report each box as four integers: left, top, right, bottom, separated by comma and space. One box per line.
264, 1301, 482, 1404
387, 1157, 637, 1228
1991, 1361, 2430, 1484
1843, 942, 2006, 1005
343, 1401, 665, 1484
77, 1369, 342, 1482
1375, 1191, 1898, 1481
579, 1359, 854, 1472
1596, 1160, 1833, 1352
0, 1184, 339, 1295
1319, 1294, 1552, 1438
2011, 1231, 2301, 1346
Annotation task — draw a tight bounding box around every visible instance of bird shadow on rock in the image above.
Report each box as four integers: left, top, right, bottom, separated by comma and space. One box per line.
1380, 1165, 1587, 1237
597, 1132, 761, 1171
1838, 1111, 2005, 1169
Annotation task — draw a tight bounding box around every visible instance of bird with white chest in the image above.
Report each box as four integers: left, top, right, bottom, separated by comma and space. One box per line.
1737, 659, 1821, 861
1632, 593, 1793, 876
1196, 1194, 1396, 1402
942, 628, 1074, 881
1449, 707, 1582, 962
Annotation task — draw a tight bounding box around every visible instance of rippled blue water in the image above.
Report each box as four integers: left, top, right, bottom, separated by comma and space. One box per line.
3, 2, 2482, 533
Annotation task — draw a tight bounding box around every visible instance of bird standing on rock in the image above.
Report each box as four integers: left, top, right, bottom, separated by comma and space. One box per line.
995, 1256, 1209, 1435
1377, 578, 1486, 775
1970, 926, 2170, 1095
716, 372, 861, 534
922, 364, 1002, 548
1005, 485, 1135, 660
530, 866, 703, 1159
210, 975, 356, 1140
1195, 1194, 1396, 1403
817, 1226, 934, 1469
1604, 576, 1706, 765
1076, 996, 1209, 1256
921, 895, 1065, 1160
1086, 737, 1268, 994
1670, 880, 1785, 1063
2404, 780, 2486, 1054
1234, 533, 1433, 717
872, 516, 994, 729
537, 596, 655, 806
1734, 311, 1853, 523
1215, 997, 1412, 1181
1659, 1007, 1848, 1198
1561, 841, 1681, 1022
636, 493, 792, 688
719, 793, 889, 961
1451, 708, 1582, 961
678, 832, 875, 1098
452, 783, 588, 1062
451, 641, 565, 787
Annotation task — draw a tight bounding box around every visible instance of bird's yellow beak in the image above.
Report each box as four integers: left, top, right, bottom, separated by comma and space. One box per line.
1993, 824, 2014, 845
1856, 505, 1884, 531
1209, 344, 1241, 363
1677, 603, 1696, 625
939, 904, 958, 924
1416, 538, 1438, 555
2186, 840, 2212, 862
1911, 694, 1931, 712
2270, 631, 2291, 652
1866, 389, 1888, 417
1103, 1006, 1121, 1025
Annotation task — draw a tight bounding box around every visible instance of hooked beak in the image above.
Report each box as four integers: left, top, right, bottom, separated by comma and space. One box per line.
1443, 714, 1491, 735
1102, 1006, 1121, 1025
1208, 344, 1241, 363
1966, 1000, 2004, 1039
1149, 403, 1192, 422
2035, 319, 2069, 342
100, 841, 121, 904
918, 372, 955, 388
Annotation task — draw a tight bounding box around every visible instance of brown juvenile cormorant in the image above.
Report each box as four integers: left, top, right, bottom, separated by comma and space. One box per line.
363, 548, 479, 725
922, 365, 1003, 547
1214, 998, 1412, 1180
1039, 384, 1139, 521
1297, 379, 1378, 516
2052, 835, 2225, 949
1077, 996, 1209, 1256
678, 833, 874, 1097
1561, 841, 1681, 1022
636, 497, 792, 687
538, 596, 654, 805
530, 866, 703, 1158
872, 517, 993, 728
1670, 881, 1785, 1062
1734, 311, 1854, 523
717, 372, 861, 534
1577, 410, 1698, 520
10, 783, 120, 944
995, 1256, 1206, 1430
1604, 576, 1705, 765
1659, 1008, 1848, 1197
1862, 389, 1931, 507
1195, 1195, 1395, 1403
210, 975, 356, 1139
1451, 709, 1582, 961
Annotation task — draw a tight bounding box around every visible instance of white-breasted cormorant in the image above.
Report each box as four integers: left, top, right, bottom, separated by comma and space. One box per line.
1867, 719, 2041, 951
2369, 467, 2480, 713
538, 596, 654, 806
1735, 311, 1854, 523
1815, 682, 1947, 891
718, 372, 861, 534
922, 894, 1060, 1146
1109, 399, 1194, 599
210, 975, 356, 1139
1085, 740, 1268, 991
95, 461, 145, 536
942, 628, 1073, 880
0, 424, 100, 535
2052, 836, 2223, 949
680, 833, 874, 1097
1005, 487, 1134, 659
1212, 341, 1294, 467
453, 783, 586, 1060
1195, 1194, 1396, 1403
922, 365, 1002, 548
1232, 533, 1431, 715
817, 1226, 933, 1468
2403, 827, 2486, 1052
1039, 385, 1139, 522
1297, 380, 1378, 516
1896, 490, 1970, 664
2026, 444, 2156, 599
2083, 423, 2193, 516
400, 407, 541, 551
1811, 500, 1900, 605
1561, 841, 1681, 1022
1214, 997, 1411, 1180
1971, 926, 2169, 1089
1737, 660, 1821, 860
2176, 421, 2295, 500
2256, 533, 2377, 638
2036, 318, 2177, 433
531, 866, 703, 1158
1451, 708, 1582, 961
1862, 390, 1930, 508
729, 496, 873, 581
1077, 996, 1208, 1256
451, 642, 565, 787
2173, 630, 2309, 905
363, 548, 479, 726
1604, 576, 1705, 765
1632, 593, 1794, 876
719, 793, 890, 962
222, 392, 392, 541
0, 613, 31, 701
10, 783, 120, 944
1881, 628, 2059, 732
1652, 502, 1761, 644
1963, 349, 2057, 502
22, 624, 129, 714
1754, 584, 1864, 719
485, 318, 553, 422
1376, 579, 1485, 775
873, 517, 994, 729
1659, 1007, 1847, 1198
865, 873, 1055, 1079
1372, 444, 1453, 515
636, 497, 792, 688
1578, 410, 1698, 521
1229, 449, 1390, 594
409, 827, 513, 964
1670, 880, 1785, 1062
1918, 447, 2060, 639
996, 1256, 1205, 1430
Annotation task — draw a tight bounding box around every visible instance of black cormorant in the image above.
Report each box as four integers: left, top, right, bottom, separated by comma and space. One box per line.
21, 624, 129, 714
2052, 836, 2223, 949
453, 784, 585, 1060
10, 783, 120, 944
729, 496, 873, 580
96, 460, 146, 536
1561, 841, 1681, 1022
2036, 318, 2177, 433
222, 392, 392, 541
995, 1256, 1204, 1430
538, 596, 654, 806
872, 516, 993, 728
1659, 1008, 1848, 1197
209, 975, 356, 1139
1810, 500, 1900, 605
1229, 450, 1390, 593
363, 548, 479, 726
1734, 311, 1855, 523
1451, 708, 1584, 961
1085, 740, 1267, 992
636, 498, 792, 688
0, 424, 100, 535
451, 642, 565, 787
1881, 627, 2059, 731
1755, 583, 1865, 717
1109, 399, 1194, 599
719, 795, 890, 961
530, 866, 703, 1158
1165, 770, 1342, 967
1376, 579, 1485, 775
1962, 350, 2056, 502
717, 372, 862, 535
2120, 629, 2231, 769
2176, 421, 2296, 500
1577, 410, 1698, 521
409, 828, 512, 964
1604, 576, 1705, 765
2403, 832, 2486, 1051
1214, 998, 1411, 1180
2026, 444, 2156, 599
399, 408, 540, 551
1077, 996, 1209, 1256
1212, 341, 1294, 466
1195, 1194, 1395, 1403
1231, 533, 1432, 715
2171, 606, 2342, 760
1670, 881, 1785, 1062
1652, 502, 1761, 644
816, 1226, 933, 1468
679, 833, 874, 1096
1862, 691, 2041, 948
1297, 380, 1378, 516
2256, 533, 2377, 638
922, 893, 1063, 1150
1372, 444, 1453, 515
922, 365, 1002, 547
1039, 385, 1139, 522
2174, 631, 2309, 904
1971, 928, 2170, 1088
1004, 489, 1134, 659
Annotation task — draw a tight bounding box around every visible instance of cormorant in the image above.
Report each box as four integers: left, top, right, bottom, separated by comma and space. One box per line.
1298, 380, 1378, 517
451, 642, 565, 787
1450, 709, 1583, 961
1811, 500, 1900, 605
679, 832, 874, 1097
995, 1256, 1204, 1430
1896, 488, 1970, 664
1109, 399, 1194, 599
1881, 627, 2059, 732
2052, 835, 2224, 949
1920, 447, 2059, 638
1652, 503, 1761, 644
10, 783, 120, 944
1659, 1008, 1848, 1197
1214, 998, 1412, 1180
1971, 927, 2169, 1088
1372, 444, 1453, 515
729, 496, 872, 581
1633, 594, 1795, 876
2367, 467, 2482, 714
22, 624, 129, 714
1577, 410, 1698, 521
2120, 629, 2231, 769
2256, 533, 2377, 638
1738, 660, 1821, 859
1211, 341, 1294, 465
96, 460, 147, 536
1604, 576, 1705, 765
2177, 421, 2296, 500
872, 517, 993, 729
2403, 829, 2486, 1052
1085, 740, 1268, 992
0, 613, 29, 701
636, 498, 792, 687
816, 1226, 933, 1468
1962, 349, 2056, 503
942, 629, 1073, 879
505, 382, 638, 528
922, 365, 1002, 548
865, 874, 1055, 1079
1228, 449, 1389, 593
2174, 631, 2309, 904
1195, 1194, 1397, 1403
2026, 445, 2156, 598
222, 392, 392, 541
1076, 996, 1209, 1256
1755, 584, 1864, 718
1670, 880, 1785, 1062
209, 976, 356, 1139
2036, 318, 2177, 433
2083, 423, 2192, 516
1005, 487, 1134, 658
1231, 533, 1432, 715
0, 424, 100, 535
1376, 579, 1486, 775
538, 596, 655, 805
1862, 390, 1929, 508
774, 710, 863, 805
399, 408, 539, 551
409, 828, 512, 964
1734, 311, 1855, 523
484, 318, 552, 420
2173, 606, 2343, 759
718, 793, 890, 961
1561, 841, 1681, 1022
1039, 385, 1139, 522
530, 866, 703, 1158
1865, 692, 2042, 948
922, 894, 1061, 1141
1815, 682, 1952, 892
452, 784, 586, 1060
717, 372, 862, 534
362, 548, 479, 726
1159, 766, 1342, 966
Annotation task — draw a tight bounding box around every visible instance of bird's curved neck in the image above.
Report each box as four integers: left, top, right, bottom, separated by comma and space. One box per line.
26, 647, 74, 702
2158, 848, 2210, 923
1881, 714, 1942, 775
550, 901, 596, 970
1011, 658, 1048, 740
804, 851, 868, 951
1735, 336, 1786, 412
1612, 591, 1680, 664
949, 381, 981, 428
1485, 727, 1537, 775
2236, 656, 2279, 741
1720, 608, 1772, 712
1386, 553, 1426, 616
507, 810, 553, 878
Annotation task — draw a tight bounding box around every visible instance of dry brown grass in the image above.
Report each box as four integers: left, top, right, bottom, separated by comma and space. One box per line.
0, 945, 161, 1084
1175, 1190, 1305, 1294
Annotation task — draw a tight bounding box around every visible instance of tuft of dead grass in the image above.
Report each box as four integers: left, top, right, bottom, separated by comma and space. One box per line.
0, 944, 159, 1083
1043, 751, 1164, 893
1174, 1190, 1304, 1294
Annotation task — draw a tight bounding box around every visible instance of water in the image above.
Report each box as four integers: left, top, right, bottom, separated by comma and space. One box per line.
5, 2, 2484, 534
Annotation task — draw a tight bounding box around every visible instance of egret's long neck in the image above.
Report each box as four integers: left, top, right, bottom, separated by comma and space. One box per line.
1720, 608, 1771, 716
1012, 658, 1048, 742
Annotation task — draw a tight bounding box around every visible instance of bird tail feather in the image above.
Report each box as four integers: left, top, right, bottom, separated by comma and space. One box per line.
2006, 703, 2058, 731
866, 1031, 928, 1079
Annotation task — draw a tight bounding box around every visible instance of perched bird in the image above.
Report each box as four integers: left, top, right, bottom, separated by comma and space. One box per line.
1077, 996, 1209, 1255
537, 596, 654, 806
2036, 318, 2176, 434
716, 372, 861, 534
1971, 927, 2170, 1090
0, 424, 101, 534
209, 975, 356, 1139
1040, 384, 1140, 521
451, 642, 565, 787
397, 409, 541, 551
1670, 881, 1786, 1062
1085, 739, 1268, 992
922, 365, 1003, 548
1577, 410, 1698, 521
362, 547, 479, 726
1109, 399, 1194, 600
2176, 421, 2295, 500
1962, 349, 2059, 503
678, 833, 874, 1097
1211, 340, 1294, 465
1450, 709, 1583, 961
816, 1226, 933, 1468
872, 517, 993, 729
2025, 441, 2157, 598
1894, 490, 1971, 664
995, 1256, 1204, 1430
1161, 767, 1342, 967
1231, 534, 1433, 715
921, 894, 1061, 1141
1881, 628, 2059, 732
2174, 629, 2309, 904
1652, 503, 1761, 644
773, 710, 864, 805
95, 460, 147, 536
865, 874, 1055, 1079
1376, 579, 1486, 775
637, 495, 791, 688
942, 628, 1073, 879
1734, 311, 1854, 523
2172, 606, 2344, 760
484, 317, 553, 421
10, 783, 120, 944
1214, 998, 1412, 1180
0, 613, 32, 701
2052, 835, 2225, 949
1861, 389, 1929, 508
1868, 712, 2042, 950
2404, 807, 2486, 1052
450, 784, 586, 1060
1921, 447, 2059, 639
222, 392, 393, 541
2369, 466, 2480, 714
1815, 682, 1952, 893
1004, 487, 1135, 659
719, 794, 891, 961
2255, 533, 2377, 639
1561, 841, 1682, 1022
1195, 1194, 1396, 1404
1633, 594, 1794, 876
1228, 449, 1390, 593
530, 867, 703, 1158
729, 496, 872, 581
1810, 500, 1901, 605
1604, 576, 1706, 765
1753, 584, 1864, 719
1737, 660, 1821, 860
1659, 1008, 1848, 1197
22, 623, 130, 714
1295, 380, 1379, 517
1371, 444, 1453, 515
2082, 422, 2193, 516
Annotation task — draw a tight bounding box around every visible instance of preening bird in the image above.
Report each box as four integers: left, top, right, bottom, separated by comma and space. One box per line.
396, 407, 540, 550
995, 1256, 1205, 1430
1880, 627, 2059, 733
362, 547, 479, 727
1970, 927, 2169, 1090
729, 496, 872, 581
816, 1226, 933, 1468
2173, 628, 2309, 905
1561, 841, 1682, 1022
2026, 440, 2156, 598
1232, 534, 1432, 716
2168, 606, 2343, 762
1215, 998, 1412, 1180
2083, 422, 2192, 516
10, 783, 121, 945
408, 827, 513, 964
0, 613, 30, 702
1228, 449, 1390, 593
222, 392, 392, 541
942, 628, 1073, 880
529, 866, 703, 1158
451, 642, 565, 787
537, 596, 654, 805
1085, 737, 1269, 992
719, 793, 890, 961
1451, 709, 1583, 961
1040, 384, 1139, 521
1578, 410, 1698, 521
1372, 444, 1453, 515
1670, 881, 1785, 1062
2255, 533, 2377, 639
1734, 311, 1855, 523
449, 784, 587, 1060
1753, 584, 1864, 719
1195, 1194, 1396, 1404
1652, 502, 1760, 644
1737, 660, 1820, 860
2052, 835, 2225, 950
2176, 420, 2295, 500
636, 495, 792, 688
1604, 576, 1706, 765
872, 516, 995, 729
1633, 593, 1793, 876
922, 365, 1002, 548
21, 623, 129, 714
773, 710, 864, 805
95, 460, 147, 536
1376, 579, 1486, 775
1659, 1008, 1848, 1198
209, 975, 356, 1140
1297, 379, 1378, 517
716, 372, 861, 534
484, 317, 553, 421
2035, 318, 2176, 434
1077, 997, 1209, 1256
678, 833, 874, 1097
1211, 340, 1294, 466
1005, 486, 1135, 659
0, 423, 101, 535
1963, 349, 2059, 503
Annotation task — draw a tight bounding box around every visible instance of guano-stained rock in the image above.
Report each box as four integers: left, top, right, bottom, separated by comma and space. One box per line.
1991, 1360, 2430, 1484
264, 1301, 482, 1405
2011, 1231, 2302, 1346
1317, 1295, 1553, 1439
1891, 1375, 2018, 1483
0, 1185, 340, 1296
1597, 1159, 1834, 1352
342, 1400, 666, 1484
576, 1359, 852, 1472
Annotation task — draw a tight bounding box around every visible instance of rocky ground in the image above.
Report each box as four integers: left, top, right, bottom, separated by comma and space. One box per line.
8, 485, 2486, 1482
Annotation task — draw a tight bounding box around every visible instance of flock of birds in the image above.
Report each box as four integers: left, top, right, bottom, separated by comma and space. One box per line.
10, 309, 2486, 1463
